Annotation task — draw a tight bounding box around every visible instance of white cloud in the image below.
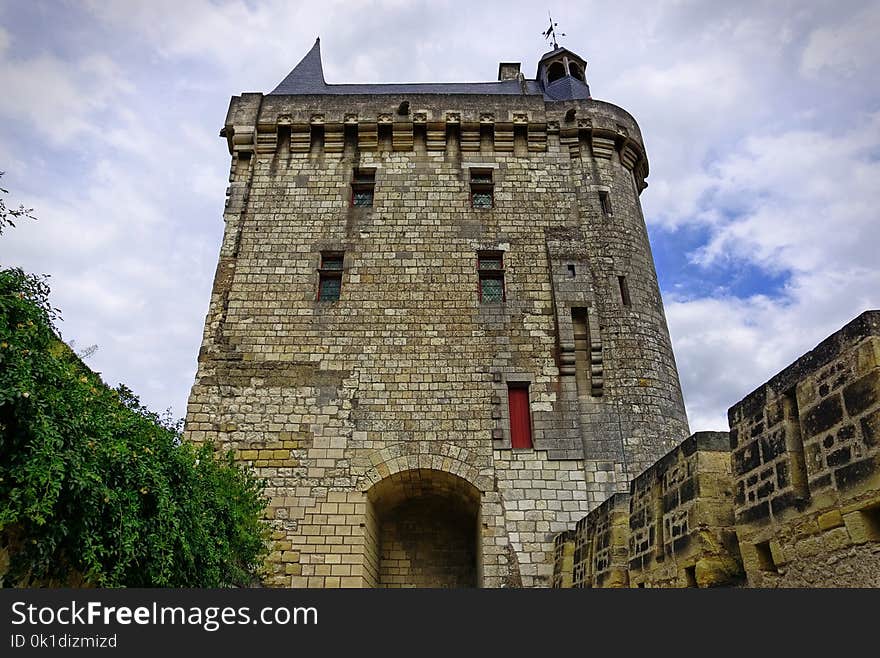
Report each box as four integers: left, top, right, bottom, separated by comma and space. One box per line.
81, 0, 333, 87
801, 3, 880, 78
666, 113, 880, 429
0, 133, 26, 178
0, 42, 133, 145
2, 133, 219, 418
669, 266, 880, 431
692, 114, 880, 274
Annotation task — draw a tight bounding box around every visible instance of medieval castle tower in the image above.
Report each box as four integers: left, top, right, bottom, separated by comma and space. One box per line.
184, 39, 693, 588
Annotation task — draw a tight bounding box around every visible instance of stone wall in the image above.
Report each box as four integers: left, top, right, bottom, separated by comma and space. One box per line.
730, 310, 880, 587
553, 311, 880, 588
493, 450, 592, 585
627, 432, 742, 588
188, 67, 880, 587
554, 433, 743, 588
569, 492, 630, 588
551, 530, 575, 588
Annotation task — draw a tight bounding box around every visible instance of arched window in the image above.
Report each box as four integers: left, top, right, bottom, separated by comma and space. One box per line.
568, 62, 584, 81
547, 61, 566, 83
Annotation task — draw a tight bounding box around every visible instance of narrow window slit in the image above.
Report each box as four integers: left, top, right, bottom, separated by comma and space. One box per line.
781, 387, 809, 502
618, 275, 631, 307
755, 541, 778, 573
599, 191, 613, 216
684, 565, 698, 588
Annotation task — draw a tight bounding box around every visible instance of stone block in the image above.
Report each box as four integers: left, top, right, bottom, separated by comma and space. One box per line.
817, 509, 843, 531
843, 509, 880, 544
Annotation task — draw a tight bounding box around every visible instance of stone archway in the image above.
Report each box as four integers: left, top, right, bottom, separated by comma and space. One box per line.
365, 469, 481, 588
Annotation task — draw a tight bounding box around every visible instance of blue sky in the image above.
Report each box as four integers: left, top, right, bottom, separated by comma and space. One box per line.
2, 0, 879, 430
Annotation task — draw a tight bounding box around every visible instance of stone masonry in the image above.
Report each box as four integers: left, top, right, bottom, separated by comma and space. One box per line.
183, 40, 690, 587
553, 311, 880, 587
571, 492, 630, 588
627, 431, 743, 587
730, 310, 880, 587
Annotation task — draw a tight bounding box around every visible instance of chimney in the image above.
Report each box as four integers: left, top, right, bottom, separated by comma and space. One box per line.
497, 62, 521, 81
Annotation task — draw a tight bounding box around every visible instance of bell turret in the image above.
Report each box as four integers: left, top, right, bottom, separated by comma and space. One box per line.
537, 47, 590, 101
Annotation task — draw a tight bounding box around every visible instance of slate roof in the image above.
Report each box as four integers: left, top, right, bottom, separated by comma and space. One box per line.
269, 38, 587, 100
543, 76, 591, 101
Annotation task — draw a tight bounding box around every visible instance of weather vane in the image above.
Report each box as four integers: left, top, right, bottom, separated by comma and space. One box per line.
542, 12, 565, 49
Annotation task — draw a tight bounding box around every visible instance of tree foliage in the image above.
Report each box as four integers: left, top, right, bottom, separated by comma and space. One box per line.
0, 266, 269, 587
0, 172, 34, 236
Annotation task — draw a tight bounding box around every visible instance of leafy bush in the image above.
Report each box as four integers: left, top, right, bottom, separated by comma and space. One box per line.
0, 266, 268, 587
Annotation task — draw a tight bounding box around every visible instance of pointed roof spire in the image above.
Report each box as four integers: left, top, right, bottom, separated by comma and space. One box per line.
270, 37, 327, 95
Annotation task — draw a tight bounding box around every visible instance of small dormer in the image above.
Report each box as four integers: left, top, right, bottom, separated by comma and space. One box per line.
537, 47, 590, 101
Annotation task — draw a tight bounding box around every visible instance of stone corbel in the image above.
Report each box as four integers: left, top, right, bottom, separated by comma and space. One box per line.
427, 121, 446, 151
528, 122, 547, 152
255, 121, 277, 154
358, 122, 378, 151
392, 121, 413, 151
560, 125, 580, 158
324, 123, 344, 154
460, 122, 480, 152
231, 125, 256, 154
494, 122, 514, 152
591, 131, 616, 160
290, 123, 311, 153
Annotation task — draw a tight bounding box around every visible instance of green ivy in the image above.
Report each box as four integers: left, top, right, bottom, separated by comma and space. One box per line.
0, 267, 269, 587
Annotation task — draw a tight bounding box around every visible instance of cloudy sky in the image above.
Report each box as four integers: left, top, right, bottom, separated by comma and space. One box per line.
1, 0, 878, 431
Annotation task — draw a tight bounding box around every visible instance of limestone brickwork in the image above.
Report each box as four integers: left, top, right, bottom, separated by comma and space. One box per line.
554, 433, 743, 588
553, 312, 880, 588
627, 431, 743, 588
570, 492, 630, 588
551, 530, 575, 588
183, 43, 690, 588
730, 310, 880, 587
185, 38, 880, 589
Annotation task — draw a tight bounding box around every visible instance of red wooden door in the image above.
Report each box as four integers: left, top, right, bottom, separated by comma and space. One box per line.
508, 386, 533, 449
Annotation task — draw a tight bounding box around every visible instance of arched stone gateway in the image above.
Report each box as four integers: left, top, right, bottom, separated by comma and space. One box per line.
365, 469, 481, 588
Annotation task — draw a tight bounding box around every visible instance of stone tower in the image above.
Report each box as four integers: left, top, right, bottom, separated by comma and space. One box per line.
184, 38, 690, 587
